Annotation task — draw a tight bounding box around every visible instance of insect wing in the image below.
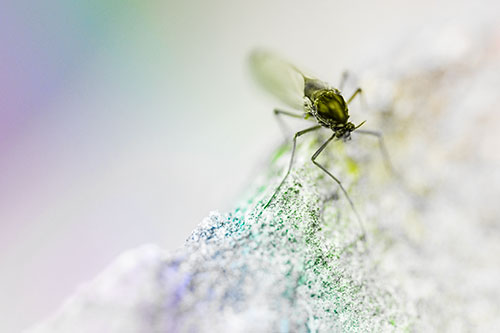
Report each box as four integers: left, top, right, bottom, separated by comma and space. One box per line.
250, 50, 306, 110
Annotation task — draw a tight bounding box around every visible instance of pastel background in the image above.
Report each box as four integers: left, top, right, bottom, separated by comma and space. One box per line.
1, 1, 498, 331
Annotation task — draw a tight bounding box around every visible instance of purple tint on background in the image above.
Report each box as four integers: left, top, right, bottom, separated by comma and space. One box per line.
0, 2, 106, 146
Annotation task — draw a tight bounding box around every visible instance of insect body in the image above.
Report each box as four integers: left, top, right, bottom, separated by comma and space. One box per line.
303, 77, 365, 139
250, 50, 390, 238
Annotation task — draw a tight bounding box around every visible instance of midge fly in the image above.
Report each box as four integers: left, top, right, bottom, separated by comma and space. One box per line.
250, 50, 392, 239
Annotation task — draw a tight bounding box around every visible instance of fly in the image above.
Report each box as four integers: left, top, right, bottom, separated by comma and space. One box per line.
250, 50, 393, 239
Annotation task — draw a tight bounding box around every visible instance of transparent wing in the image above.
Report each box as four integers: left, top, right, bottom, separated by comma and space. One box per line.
249, 49, 306, 110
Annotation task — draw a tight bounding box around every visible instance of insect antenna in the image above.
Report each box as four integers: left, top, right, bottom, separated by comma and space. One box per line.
355, 121, 366, 130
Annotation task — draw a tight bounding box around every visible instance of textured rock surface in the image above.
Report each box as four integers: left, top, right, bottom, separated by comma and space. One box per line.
29, 28, 500, 333
29, 133, 413, 332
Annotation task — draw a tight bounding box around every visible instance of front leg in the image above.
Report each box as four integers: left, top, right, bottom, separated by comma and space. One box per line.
311, 134, 366, 241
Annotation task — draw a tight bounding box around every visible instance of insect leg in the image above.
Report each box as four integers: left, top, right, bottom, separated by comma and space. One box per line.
347, 88, 363, 104
274, 108, 305, 141
339, 71, 349, 91
311, 134, 366, 240
355, 129, 395, 175
274, 109, 303, 118
263, 125, 321, 210
320, 190, 340, 225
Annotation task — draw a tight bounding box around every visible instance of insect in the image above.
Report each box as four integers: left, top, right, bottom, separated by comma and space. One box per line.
250, 50, 392, 239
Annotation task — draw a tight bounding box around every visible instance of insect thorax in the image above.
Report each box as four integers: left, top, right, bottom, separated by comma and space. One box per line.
304, 88, 350, 126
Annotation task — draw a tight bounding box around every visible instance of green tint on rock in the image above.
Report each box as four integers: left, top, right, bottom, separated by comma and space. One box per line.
186, 134, 414, 332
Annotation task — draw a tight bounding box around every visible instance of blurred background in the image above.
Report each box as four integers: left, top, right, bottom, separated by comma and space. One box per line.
1, 0, 499, 331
